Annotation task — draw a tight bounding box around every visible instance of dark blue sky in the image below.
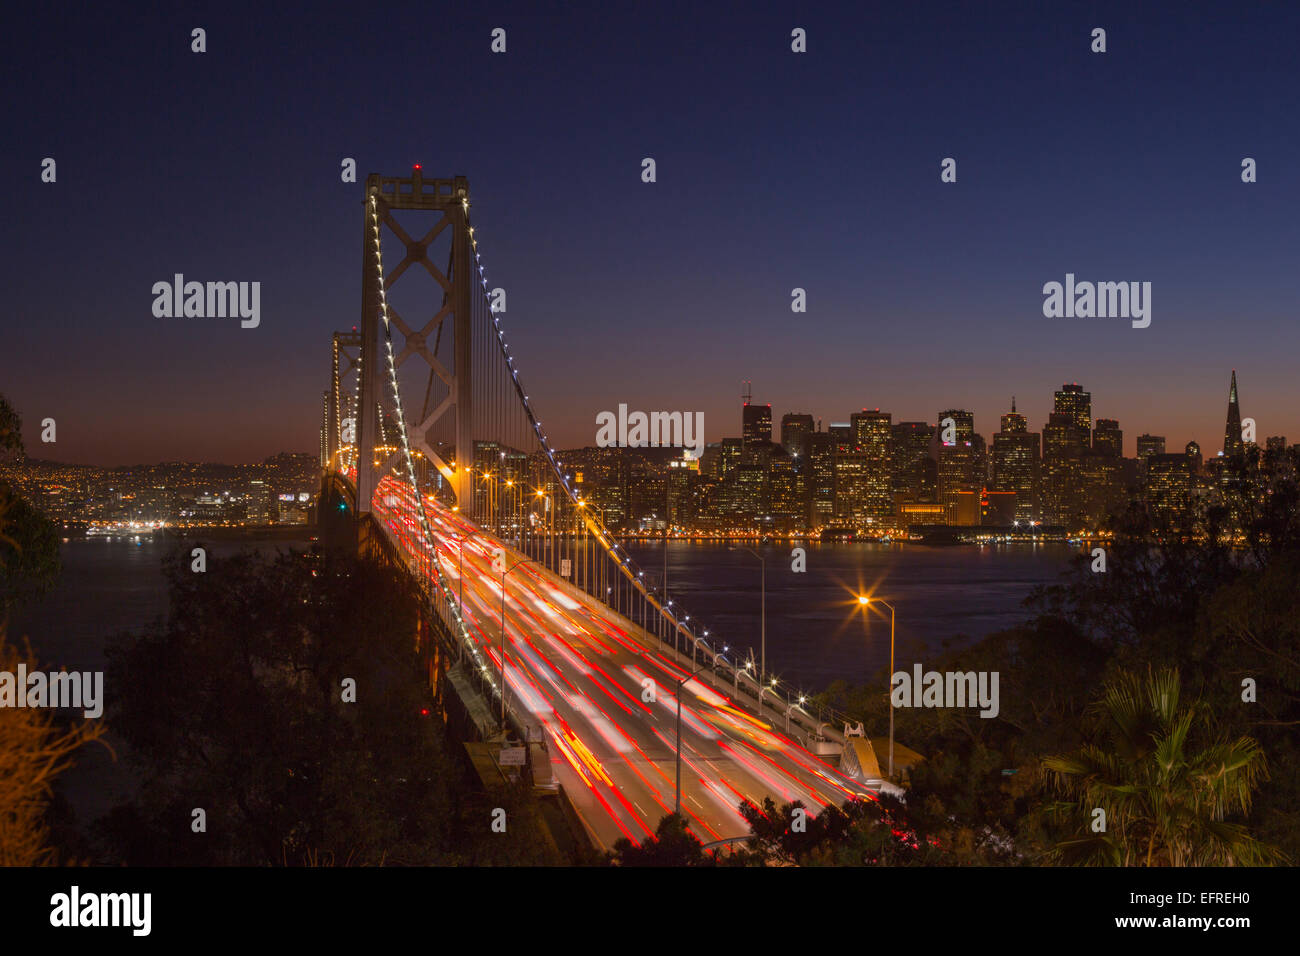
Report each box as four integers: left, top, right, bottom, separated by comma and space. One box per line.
4, 1, 1298, 464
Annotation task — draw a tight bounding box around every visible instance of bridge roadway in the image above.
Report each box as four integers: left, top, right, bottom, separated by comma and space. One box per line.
371, 479, 874, 851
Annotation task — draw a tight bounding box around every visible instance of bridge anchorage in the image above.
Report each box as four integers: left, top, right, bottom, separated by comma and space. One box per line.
321, 168, 894, 851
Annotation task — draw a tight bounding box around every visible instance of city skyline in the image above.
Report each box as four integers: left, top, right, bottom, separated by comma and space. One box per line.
5, 364, 1256, 537
0, 366, 1267, 468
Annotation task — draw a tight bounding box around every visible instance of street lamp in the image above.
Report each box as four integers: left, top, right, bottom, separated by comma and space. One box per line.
675, 661, 708, 816
858, 594, 896, 779
505, 479, 515, 545
534, 489, 546, 564
759, 676, 778, 717
438, 529, 471, 658
735, 659, 750, 697
732, 546, 766, 714
500, 556, 543, 739
664, 516, 670, 641
785, 693, 809, 734
576, 499, 594, 593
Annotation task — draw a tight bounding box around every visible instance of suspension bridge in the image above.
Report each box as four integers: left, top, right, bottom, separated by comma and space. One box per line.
319, 168, 890, 851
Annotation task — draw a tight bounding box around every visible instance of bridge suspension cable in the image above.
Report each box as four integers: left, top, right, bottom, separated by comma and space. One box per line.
365, 189, 500, 700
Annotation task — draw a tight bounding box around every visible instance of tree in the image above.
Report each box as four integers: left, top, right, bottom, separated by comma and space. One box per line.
609, 812, 714, 866
99, 545, 562, 865
0, 394, 20, 456
0, 393, 61, 625
0, 629, 109, 865
733, 796, 857, 865
0, 494, 61, 623
727, 795, 968, 866
1042, 667, 1283, 866
0, 393, 106, 864
1202, 553, 1300, 854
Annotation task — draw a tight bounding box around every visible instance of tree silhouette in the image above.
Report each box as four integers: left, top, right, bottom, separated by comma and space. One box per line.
0, 393, 104, 865
1042, 667, 1282, 866
100, 545, 561, 865
609, 812, 714, 866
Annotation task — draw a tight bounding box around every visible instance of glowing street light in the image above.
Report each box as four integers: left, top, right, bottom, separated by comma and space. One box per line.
732, 546, 767, 716
499, 556, 544, 738
858, 594, 896, 779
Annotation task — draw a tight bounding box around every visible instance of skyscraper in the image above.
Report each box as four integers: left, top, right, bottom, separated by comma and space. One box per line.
999, 402, 1028, 436
1042, 412, 1086, 526
807, 429, 836, 526
833, 452, 869, 522
828, 423, 854, 454
850, 409, 893, 522
1146, 453, 1193, 527
1093, 419, 1123, 458
699, 441, 722, 478
937, 409, 975, 446
1055, 382, 1092, 434
937, 409, 979, 525
891, 421, 936, 503
666, 454, 699, 526
1136, 434, 1166, 471
1223, 369, 1243, 458
248, 479, 269, 524
767, 446, 804, 530
780, 412, 814, 461
729, 462, 767, 527
720, 437, 743, 476
992, 398, 1039, 522
1039, 385, 1091, 526
742, 392, 772, 452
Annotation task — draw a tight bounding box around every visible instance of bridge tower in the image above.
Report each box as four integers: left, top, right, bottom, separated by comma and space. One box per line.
356, 169, 474, 515
325, 329, 361, 470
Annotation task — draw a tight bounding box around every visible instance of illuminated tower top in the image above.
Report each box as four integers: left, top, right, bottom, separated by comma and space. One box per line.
1000, 397, 1028, 434
1223, 369, 1243, 457
1053, 382, 1091, 434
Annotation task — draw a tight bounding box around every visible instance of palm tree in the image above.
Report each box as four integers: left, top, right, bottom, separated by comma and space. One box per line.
1042, 666, 1282, 866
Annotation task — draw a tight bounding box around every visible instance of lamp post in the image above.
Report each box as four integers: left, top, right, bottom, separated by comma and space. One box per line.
457, 533, 465, 648
759, 676, 778, 718
858, 594, 896, 779
579, 499, 610, 601
732, 546, 766, 713
505, 479, 515, 546
785, 692, 809, 734
735, 660, 749, 697
664, 515, 669, 624
533, 489, 545, 563
440, 527, 470, 660
576, 498, 597, 595
500, 556, 542, 739
675, 661, 708, 817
